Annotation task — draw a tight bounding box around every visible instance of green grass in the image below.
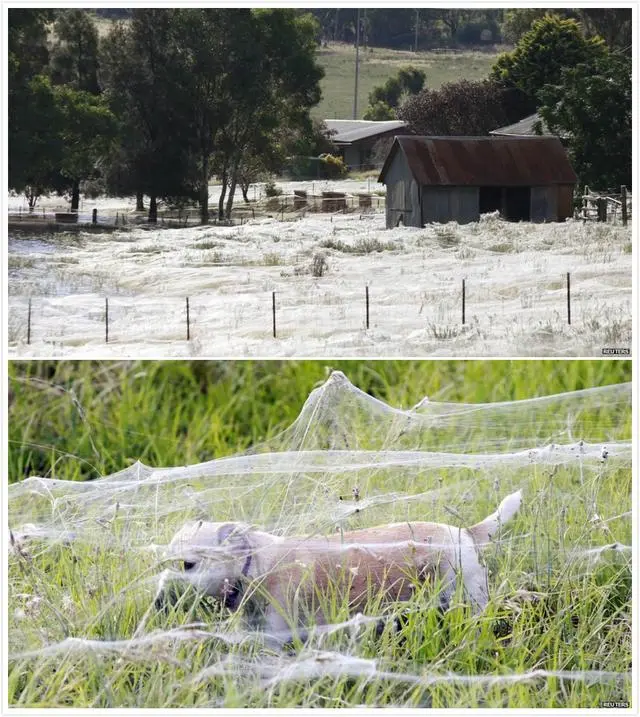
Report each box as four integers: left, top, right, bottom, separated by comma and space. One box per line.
315, 42, 501, 119
7, 360, 632, 708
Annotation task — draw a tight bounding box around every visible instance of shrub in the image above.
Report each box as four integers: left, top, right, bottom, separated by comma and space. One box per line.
264, 179, 283, 197
311, 252, 328, 277
319, 154, 347, 179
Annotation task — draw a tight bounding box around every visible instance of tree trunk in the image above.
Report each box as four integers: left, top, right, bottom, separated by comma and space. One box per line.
200, 154, 209, 224
241, 182, 250, 203
70, 180, 80, 212
225, 167, 239, 220
136, 191, 144, 212
218, 168, 228, 220
148, 194, 157, 223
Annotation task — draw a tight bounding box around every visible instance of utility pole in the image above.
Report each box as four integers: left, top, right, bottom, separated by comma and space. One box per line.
414, 9, 420, 52
353, 7, 361, 119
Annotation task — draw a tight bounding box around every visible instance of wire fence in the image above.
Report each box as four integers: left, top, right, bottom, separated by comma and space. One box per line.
8, 192, 387, 230
11, 271, 628, 356
581, 186, 631, 225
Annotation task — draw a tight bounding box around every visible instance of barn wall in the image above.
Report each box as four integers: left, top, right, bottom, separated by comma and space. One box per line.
557, 185, 574, 221
384, 152, 419, 227
421, 186, 479, 224
451, 187, 479, 224
343, 145, 361, 169
530, 186, 557, 222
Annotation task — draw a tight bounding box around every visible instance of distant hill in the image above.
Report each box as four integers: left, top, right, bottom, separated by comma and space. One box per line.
315, 43, 501, 120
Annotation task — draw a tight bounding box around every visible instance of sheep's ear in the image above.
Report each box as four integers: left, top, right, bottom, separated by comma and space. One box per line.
217, 523, 249, 552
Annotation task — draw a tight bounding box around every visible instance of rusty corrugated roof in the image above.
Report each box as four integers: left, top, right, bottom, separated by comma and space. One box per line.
378, 136, 577, 186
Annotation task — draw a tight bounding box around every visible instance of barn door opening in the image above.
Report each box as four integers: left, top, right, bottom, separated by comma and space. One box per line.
479, 186, 502, 214
504, 187, 531, 221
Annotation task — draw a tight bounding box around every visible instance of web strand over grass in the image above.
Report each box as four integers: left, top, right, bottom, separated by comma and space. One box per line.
7, 373, 632, 708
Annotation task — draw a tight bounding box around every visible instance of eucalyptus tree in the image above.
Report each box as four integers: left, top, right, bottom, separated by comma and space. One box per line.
215, 9, 323, 219
50, 10, 100, 93
100, 10, 195, 222
8, 9, 57, 207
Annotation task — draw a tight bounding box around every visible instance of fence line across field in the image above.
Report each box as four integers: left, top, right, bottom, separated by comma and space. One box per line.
21, 274, 577, 346
8, 192, 387, 230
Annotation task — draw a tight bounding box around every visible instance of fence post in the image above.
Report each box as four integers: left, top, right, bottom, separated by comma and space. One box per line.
365, 285, 370, 329
621, 185, 628, 227
105, 297, 109, 343
566, 272, 571, 325
596, 198, 607, 222
27, 298, 32, 345
462, 279, 466, 325
186, 297, 190, 340
92, 208, 97, 225
272, 291, 277, 338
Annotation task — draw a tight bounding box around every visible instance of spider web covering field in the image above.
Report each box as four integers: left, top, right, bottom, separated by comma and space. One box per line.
8, 372, 632, 708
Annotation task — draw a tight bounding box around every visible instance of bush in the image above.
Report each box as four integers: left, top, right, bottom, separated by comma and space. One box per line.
363, 101, 395, 121
264, 179, 283, 197
319, 154, 347, 179
311, 252, 328, 277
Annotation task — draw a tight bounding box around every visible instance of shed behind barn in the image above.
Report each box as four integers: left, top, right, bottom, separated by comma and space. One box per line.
378, 136, 577, 227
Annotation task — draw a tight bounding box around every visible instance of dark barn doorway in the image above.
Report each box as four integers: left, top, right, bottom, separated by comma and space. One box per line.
479, 186, 531, 221
504, 187, 531, 221
479, 186, 502, 214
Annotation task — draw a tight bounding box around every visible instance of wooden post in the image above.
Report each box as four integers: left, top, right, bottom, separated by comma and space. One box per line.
92, 208, 98, 224
272, 291, 277, 338
596, 198, 607, 223
566, 272, 571, 325
186, 297, 190, 340
27, 298, 32, 345
462, 279, 466, 325
365, 285, 370, 329
621, 185, 628, 227
105, 297, 109, 343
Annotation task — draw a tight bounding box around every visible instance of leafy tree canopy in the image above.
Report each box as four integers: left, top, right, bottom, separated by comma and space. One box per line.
539, 53, 631, 189
398, 79, 534, 137
491, 14, 607, 101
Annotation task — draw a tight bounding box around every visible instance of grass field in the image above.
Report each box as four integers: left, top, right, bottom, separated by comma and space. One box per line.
314, 42, 501, 119
7, 360, 632, 708
8, 209, 632, 358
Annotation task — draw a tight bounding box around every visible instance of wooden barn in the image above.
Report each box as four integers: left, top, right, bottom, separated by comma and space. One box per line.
378, 136, 577, 227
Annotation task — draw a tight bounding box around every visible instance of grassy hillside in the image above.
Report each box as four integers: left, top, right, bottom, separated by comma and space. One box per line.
314, 42, 502, 119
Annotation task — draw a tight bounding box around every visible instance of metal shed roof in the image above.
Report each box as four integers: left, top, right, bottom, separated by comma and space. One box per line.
378, 136, 577, 187
490, 112, 569, 139
324, 119, 406, 145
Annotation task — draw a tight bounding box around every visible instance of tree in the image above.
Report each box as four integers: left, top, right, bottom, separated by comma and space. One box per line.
54, 87, 117, 210
8, 9, 58, 206
399, 79, 534, 136
209, 9, 323, 219
8, 8, 54, 84
491, 14, 607, 102
9, 76, 65, 208
50, 10, 100, 93
363, 101, 396, 121
576, 9, 632, 51
364, 66, 425, 120
369, 76, 403, 108
435, 9, 469, 41
539, 53, 631, 189
100, 10, 196, 222
501, 9, 550, 45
